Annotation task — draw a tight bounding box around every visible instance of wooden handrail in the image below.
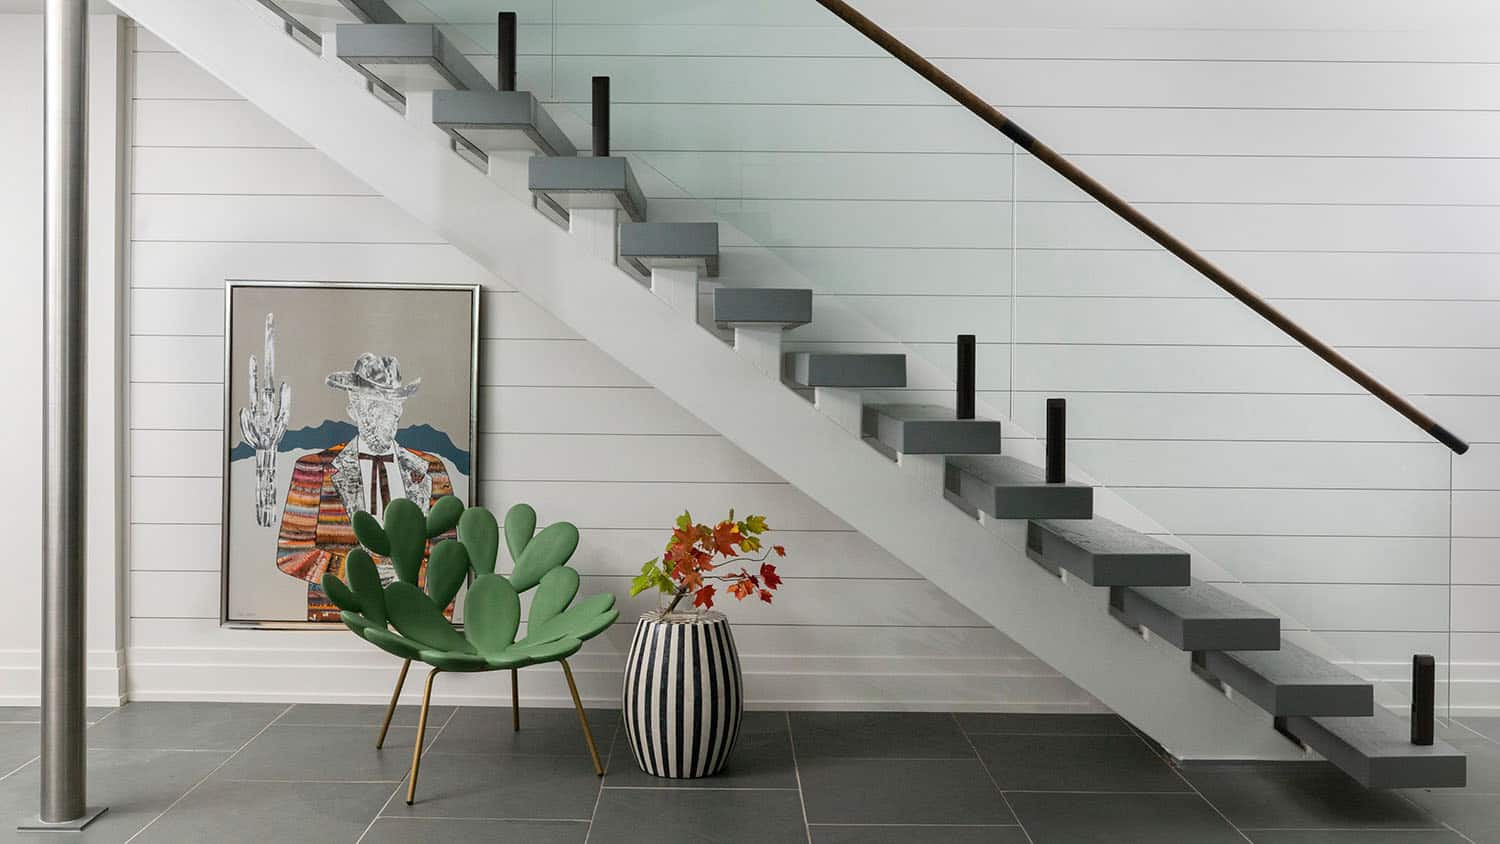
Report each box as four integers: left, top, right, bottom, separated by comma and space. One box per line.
811, 0, 1468, 455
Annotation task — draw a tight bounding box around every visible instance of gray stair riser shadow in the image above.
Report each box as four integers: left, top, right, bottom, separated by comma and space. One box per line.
713, 288, 812, 326
431, 89, 577, 157
863, 404, 1003, 456
1192, 644, 1374, 717
948, 457, 1093, 521
788, 352, 906, 388
336, 23, 490, 94
1279, 709, 1466, 788
620, 222, 720, 277
528, 156, 646, 222
1025, 517, 1186, 586
1109, 581, 1280, 651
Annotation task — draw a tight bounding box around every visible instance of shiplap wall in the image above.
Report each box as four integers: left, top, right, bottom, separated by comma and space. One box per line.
464, 0, 1498, 710
126, 0, 1500, 712
124, 21, 1096, 710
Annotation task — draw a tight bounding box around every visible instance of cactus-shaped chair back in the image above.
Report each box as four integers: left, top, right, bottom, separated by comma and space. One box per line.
319, 500, 617, 803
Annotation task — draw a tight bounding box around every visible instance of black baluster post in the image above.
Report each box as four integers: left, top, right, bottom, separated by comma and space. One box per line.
592, 76, 610, 157
1046, 398, 1066, 484
496, 12, 517, 92
956, 335, 975, 420
1412, 654, 1435, 746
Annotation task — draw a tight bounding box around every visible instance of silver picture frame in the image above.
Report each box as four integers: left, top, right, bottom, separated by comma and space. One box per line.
219, 280, 481, 629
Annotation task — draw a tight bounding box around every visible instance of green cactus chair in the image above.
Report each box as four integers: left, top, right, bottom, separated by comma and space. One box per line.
321, 498, 618, 804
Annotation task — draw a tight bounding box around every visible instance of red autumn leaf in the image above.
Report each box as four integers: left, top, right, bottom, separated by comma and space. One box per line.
728, 578, 756, 600
693, 585, 716, 609
760, 563, 782, 591
758, 589, 773, 604
773, 545, 786, 558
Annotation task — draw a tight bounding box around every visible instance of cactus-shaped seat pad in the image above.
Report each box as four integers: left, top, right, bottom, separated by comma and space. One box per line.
321, 498, 618, 673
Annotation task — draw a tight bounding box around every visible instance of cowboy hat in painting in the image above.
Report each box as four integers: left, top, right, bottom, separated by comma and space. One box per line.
326, 352, 422, 398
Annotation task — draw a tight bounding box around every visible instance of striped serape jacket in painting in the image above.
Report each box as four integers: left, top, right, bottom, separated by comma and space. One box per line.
276, 439, 455, 621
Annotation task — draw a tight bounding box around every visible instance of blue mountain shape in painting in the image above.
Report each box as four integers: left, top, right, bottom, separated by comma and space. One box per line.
231, 419, 471, 475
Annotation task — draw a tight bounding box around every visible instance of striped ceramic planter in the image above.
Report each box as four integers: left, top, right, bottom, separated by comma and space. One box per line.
622, 610, 744, 778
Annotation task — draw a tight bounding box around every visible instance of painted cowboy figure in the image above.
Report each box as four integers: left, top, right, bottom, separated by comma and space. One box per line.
276, 353, 455, 621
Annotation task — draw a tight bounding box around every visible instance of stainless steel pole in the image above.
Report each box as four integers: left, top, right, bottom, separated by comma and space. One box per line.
34, 0, 99, 829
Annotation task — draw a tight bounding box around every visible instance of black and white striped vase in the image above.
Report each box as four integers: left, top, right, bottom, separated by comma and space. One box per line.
622, 609, 744, 778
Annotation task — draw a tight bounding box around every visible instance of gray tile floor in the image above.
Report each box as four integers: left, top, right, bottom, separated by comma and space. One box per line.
1, 703, 1498, 842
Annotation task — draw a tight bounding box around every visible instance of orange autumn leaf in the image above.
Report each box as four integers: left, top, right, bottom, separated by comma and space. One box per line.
758, 588, 773, 604
728, 578, 756, 600
772, 545, 786, 557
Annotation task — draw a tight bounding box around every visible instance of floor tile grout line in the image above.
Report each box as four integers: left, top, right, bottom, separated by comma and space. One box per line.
1441, 820, 1481, 843
122, 703, 295, 844
356, 703, 461, 844
786, 712, 814, 844
0, 755, 40, 784
954, 712, 1036, 844
1121, 719, 1256, 844
580, 718, 619, 844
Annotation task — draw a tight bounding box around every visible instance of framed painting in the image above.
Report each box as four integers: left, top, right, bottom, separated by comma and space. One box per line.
221, 281, 481, 628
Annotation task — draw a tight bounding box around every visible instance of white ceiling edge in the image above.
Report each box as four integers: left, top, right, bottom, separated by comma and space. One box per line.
0, 1, 121, 13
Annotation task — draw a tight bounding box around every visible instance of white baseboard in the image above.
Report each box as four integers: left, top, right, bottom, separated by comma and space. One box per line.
0, 649, 128, 707
123, 644, 1108, 712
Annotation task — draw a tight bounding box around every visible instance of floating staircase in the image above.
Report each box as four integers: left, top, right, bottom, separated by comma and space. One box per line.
121, 0, 1465, 789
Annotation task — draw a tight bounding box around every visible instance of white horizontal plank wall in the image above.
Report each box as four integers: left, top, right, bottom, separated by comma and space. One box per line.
427, 0, 1500, 712
122, 24, 1098, 712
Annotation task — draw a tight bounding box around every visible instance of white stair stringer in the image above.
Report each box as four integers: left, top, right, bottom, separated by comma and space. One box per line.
119, 0, 1304, 763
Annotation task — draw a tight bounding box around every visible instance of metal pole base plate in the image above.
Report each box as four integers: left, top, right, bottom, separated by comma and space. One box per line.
18, 806, 108, 831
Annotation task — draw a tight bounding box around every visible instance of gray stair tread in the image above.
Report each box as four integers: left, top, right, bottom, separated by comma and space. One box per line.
431, 89, 576, 157
1284, 709, 1466, 788
528, 156, 646, 222
713, 288, 812, 327
1196, 641, 1373, 717
788, 353, 906, 388
1112, 579, 1280, 651
863, 404, 1003, 456
948, 456, 1093, 521
1026, 516, 1185, 585
620, 222, 719, 277
335, 23, 489, 93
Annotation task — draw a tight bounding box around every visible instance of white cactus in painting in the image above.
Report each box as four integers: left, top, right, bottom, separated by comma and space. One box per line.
240, 313, 291, 527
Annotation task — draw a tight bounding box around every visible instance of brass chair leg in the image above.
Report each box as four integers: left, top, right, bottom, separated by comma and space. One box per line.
561, 659, 603, 776
405, 666, 441, 805
511, 668, 520, 732
376, 659, 412, 749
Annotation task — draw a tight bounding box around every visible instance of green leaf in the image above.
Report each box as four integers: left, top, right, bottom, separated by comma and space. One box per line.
320, 573, 361, 614
675, 511, 692, 530
521, 593, 616, 646
744, 514, 768, 534
529, 567, 580, 629
629, 572, 655, 597
458, 506, 500, 575
340, 610, 378, 637
425, 539, 470, 609
463, 573, 520, 657
504, 503, 537, 563
510, 521, 579, 592
361, 626, 424, 661
345, 548, 387, 627
352, 510, 390, 557
384, 581, 474, 654
418, 649, 489, 672
426, 495, 465, 538
383, 499, 427, 584
504, 636, 584, 664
